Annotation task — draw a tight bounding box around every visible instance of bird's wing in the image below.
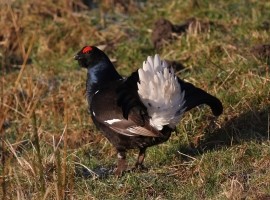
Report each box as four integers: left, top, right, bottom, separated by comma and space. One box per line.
90, 81, 162, 137
116, 71, 145, 120
102, 118, 162, 137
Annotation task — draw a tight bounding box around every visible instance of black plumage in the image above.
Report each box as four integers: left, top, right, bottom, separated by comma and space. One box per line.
74, 46, 223, 175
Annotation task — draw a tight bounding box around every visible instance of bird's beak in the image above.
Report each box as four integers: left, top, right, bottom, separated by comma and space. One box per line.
74, 54, 81, 60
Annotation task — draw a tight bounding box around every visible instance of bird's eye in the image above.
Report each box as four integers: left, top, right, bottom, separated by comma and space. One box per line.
82, 46, 93, 54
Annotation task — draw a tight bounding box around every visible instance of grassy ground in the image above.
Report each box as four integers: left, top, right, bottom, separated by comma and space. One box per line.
0, 0, 270, 199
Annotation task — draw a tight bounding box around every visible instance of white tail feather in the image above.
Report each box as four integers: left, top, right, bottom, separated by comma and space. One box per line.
137, 55, 186, 130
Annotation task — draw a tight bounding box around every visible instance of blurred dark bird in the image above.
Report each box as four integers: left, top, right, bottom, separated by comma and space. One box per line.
74, 46, 223, 176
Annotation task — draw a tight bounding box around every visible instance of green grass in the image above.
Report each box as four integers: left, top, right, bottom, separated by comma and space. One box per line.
1, 0, 270, 199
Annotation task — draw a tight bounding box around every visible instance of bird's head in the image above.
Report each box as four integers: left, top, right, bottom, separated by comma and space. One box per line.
74, 46, 106, 68
74, 45, 122, 83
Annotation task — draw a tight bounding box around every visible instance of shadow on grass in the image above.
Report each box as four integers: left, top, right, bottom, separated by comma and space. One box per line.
76, 106, 270, 178
179, 105, 270, 157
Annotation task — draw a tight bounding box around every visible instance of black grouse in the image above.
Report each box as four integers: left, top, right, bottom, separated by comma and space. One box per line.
74, 46, 223, 176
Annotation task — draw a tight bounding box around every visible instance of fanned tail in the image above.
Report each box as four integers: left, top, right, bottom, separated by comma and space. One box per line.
137, 55, 186, 130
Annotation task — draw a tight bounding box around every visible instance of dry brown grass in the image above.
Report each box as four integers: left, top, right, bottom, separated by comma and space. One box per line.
1, 0, 270, 199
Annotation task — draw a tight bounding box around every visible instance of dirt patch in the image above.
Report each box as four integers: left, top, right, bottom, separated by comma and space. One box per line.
151, 18, 226, 49
151, 18, 223, 49
151, 18, 174, 49
165, 60, 186, 72
258, 20, 270, 31
251, 44, 270, 62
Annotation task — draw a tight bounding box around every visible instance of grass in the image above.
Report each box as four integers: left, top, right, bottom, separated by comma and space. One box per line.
0, 0, 270, 199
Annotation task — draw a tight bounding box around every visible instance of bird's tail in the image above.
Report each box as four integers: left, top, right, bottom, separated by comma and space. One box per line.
137, 55, 186, 130
178, 79, 223, 116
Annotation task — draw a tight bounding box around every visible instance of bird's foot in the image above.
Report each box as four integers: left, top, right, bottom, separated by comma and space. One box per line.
114, 167, 125, 177
131, 163, 148, 172
113, 161, 127, 177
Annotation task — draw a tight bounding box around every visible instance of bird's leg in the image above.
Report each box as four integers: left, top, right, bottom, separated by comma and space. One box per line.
134, 148, 148, 171
114, 150, 127, 176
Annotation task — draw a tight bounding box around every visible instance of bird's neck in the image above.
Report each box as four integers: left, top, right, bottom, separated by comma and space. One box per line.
86, 61, 122, 100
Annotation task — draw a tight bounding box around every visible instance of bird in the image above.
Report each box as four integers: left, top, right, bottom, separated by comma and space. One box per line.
74, 46, 223, 176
